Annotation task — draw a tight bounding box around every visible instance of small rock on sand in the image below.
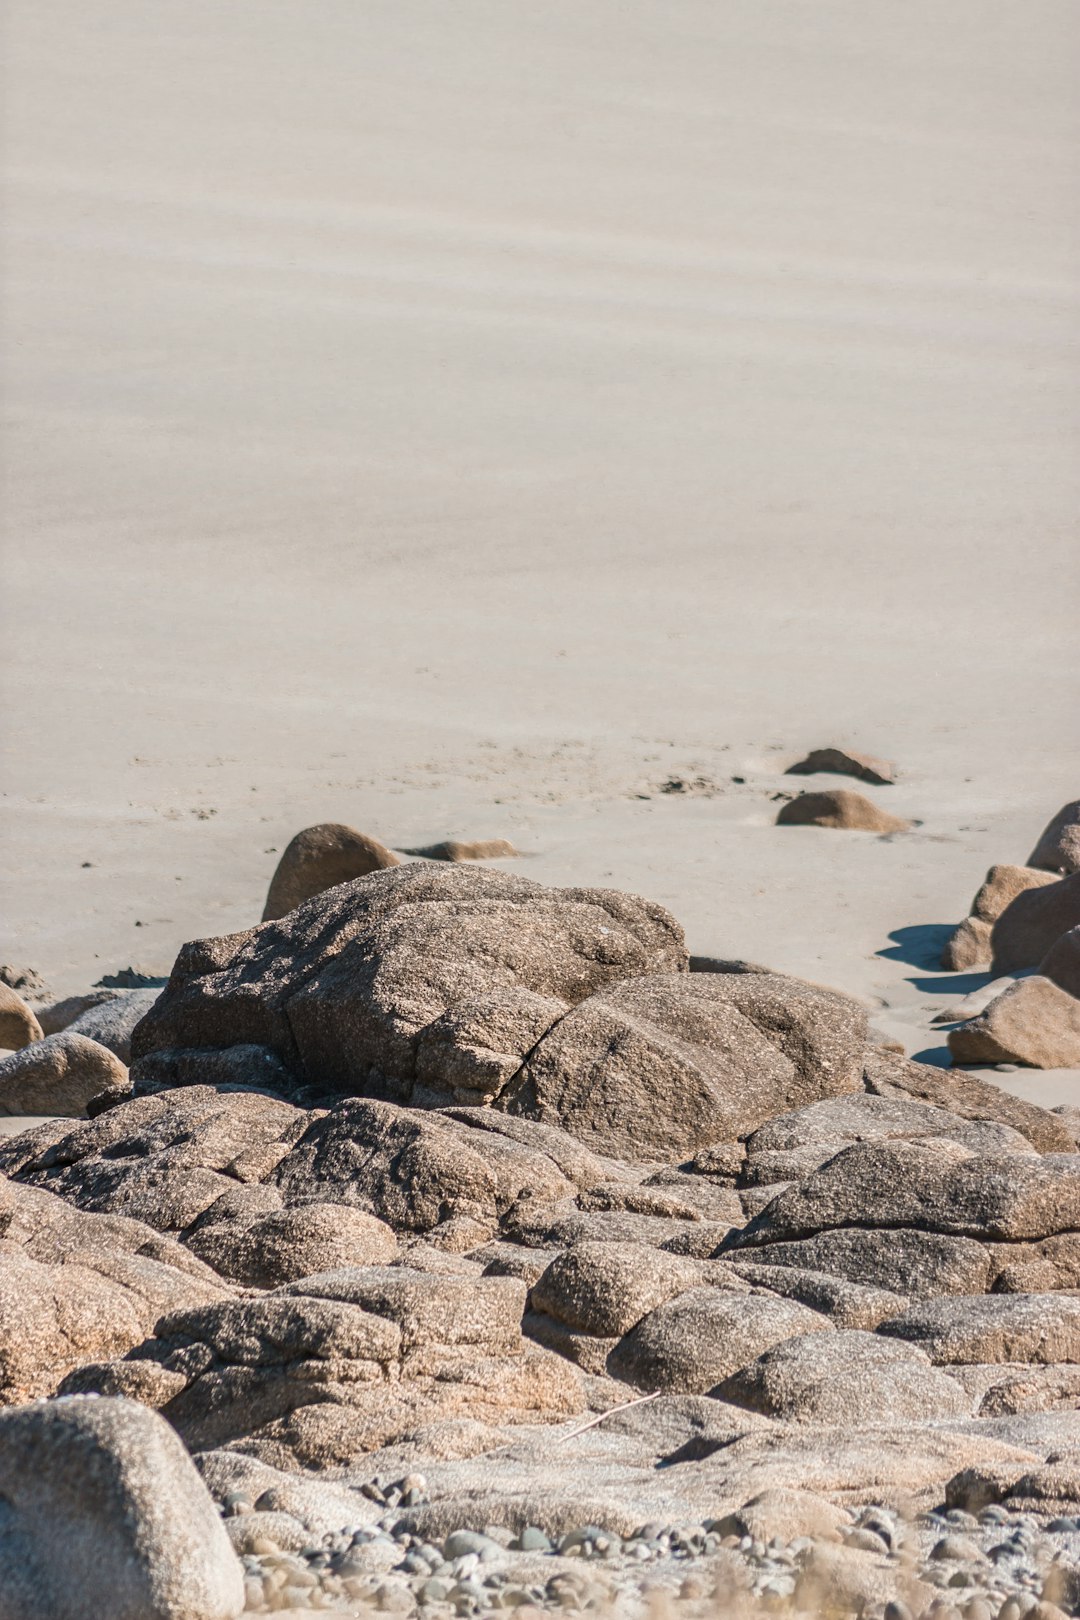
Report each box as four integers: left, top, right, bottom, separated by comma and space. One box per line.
776, 790, 910, 833
404, 838, 521, 861
1028, 799, 1080, 874
785, 747, 896, 785
0, 1030, 130, 1115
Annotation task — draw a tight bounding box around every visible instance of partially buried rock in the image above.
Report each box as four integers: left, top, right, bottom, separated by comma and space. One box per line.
879, 1293, 1080, 1364
862, 1044, 1074, 1153
948, 975, 1080, 1069
776, 790, 910, 833
941, 864, 1061, 972
0, 1031, 129, 1115
1029, 800, 1080, 874
785, 747, 896, 786
405, 838, 520, 862
0, 983, 43, 1050
991, 871, 1080, 973
0, 1395, 244, 1620
262, 822, 400, 921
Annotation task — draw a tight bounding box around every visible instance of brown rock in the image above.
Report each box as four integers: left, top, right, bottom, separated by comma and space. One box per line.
785, 747, 897, 785
136, 864, 685, 1102
863, 1044, 1074, 1153
949, 976, 1080, 1069
0, 1396, 244, 1620
502, 971, 865, 1159
992, 871, 1080, 973
185, 1202, 398, 1287
262, 823, 400, 921
776, 789, 910, 833
941, 865, 1060, 971
530, 1242, 703, 1338
607, 1287, 829, 1393
0, 1031, 129, 1116
406, 839, 520, 862
1029, 800, 1080, 874
0, 983, 43, 1050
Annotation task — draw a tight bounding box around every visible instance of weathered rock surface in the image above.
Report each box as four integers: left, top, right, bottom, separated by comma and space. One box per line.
776, 789, 910, 833
530, 1242, 704, 1338
744, 1090, 1034, 1159
862, 1043, 1075, 1152
503, 971, 866, 1159
785, 747, 896, 785
185, 1201, 398, 1287
724, 1224, 993, 1297
941, 864, 1061, 971
262, 823, 400, 920
37, 987, 129, 1036
880, 1293, 1080, 1364
0, 983, 43, 1050
0, 1031, 129, 1115
949, 974, 1080, 1068
712, 1329, 970, 1423
134, 864, 686, 1107
1, 1086, 309, 1230
729, 1139, 1080, 1246
991, 870, 1080, 973
0, 1396, 244, 1620
1028, 799, 1080, 874
723, 1260, 907, 1328
607, 1287, 829, 1393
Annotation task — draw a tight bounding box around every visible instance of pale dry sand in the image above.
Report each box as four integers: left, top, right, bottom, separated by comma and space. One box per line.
2, 2, 1078, 1100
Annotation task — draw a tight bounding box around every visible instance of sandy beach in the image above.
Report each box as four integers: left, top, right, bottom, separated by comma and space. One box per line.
2, 0, 1078, 1086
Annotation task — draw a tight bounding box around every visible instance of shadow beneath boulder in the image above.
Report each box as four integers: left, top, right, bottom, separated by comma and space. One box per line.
911, 1044, 953, 1069
910, 971, 996, 996
877, 924, 955, 969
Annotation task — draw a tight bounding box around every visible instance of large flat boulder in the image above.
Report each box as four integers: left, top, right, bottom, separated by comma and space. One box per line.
862, 1045, 1074, 1153
729, 1140, 1080, 1246
0, 1396, 243, 1620
132, 864, 686, 1103
879, 1293, 1080, 1364
722, 1225, 993, 1298
744, 1092, 1034, 1158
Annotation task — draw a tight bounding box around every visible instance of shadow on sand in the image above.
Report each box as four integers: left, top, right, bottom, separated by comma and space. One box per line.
911, 1044, 953, 1068
877, 923, 954, 970
910, 971, 996, 996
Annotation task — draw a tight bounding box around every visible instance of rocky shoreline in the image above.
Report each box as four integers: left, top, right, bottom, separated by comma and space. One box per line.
1, 804, 1079, 1619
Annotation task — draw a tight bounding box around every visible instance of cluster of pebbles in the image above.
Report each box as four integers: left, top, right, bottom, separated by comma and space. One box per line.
231, 1500, 1079, 1617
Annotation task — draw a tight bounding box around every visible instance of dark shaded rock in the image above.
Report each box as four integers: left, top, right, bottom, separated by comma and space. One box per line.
722, 1225, 992, 1298
65, 988, 161, 1064
0, 1396, 243, 1620
991, 871, 1080, 973
785, 747, 896, 785
1042, 926, 1080, 998
607, 1287, 828, 1393
712, 1329, 969, 1423
130, 1043, 296, 1097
